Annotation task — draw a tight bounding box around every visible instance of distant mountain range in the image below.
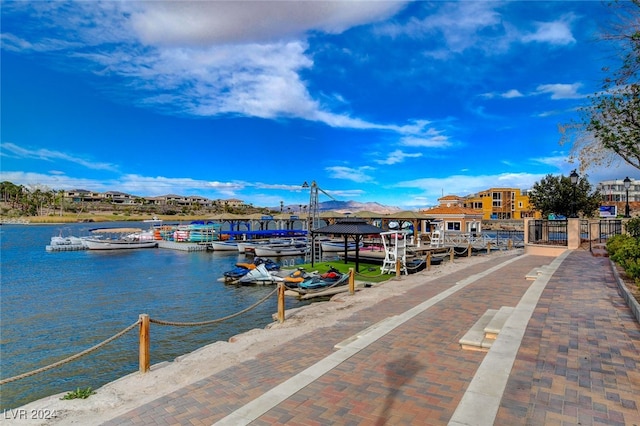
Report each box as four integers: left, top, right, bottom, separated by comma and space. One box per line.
281, 200, 401, 214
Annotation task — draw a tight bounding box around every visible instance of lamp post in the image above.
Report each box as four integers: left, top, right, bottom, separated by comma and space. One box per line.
301, 181, 310, 232
570, 170, 579, 218
624, 176, 631, 218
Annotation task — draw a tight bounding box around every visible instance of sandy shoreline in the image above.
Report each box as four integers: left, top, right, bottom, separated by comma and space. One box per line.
2, 249, 522, 425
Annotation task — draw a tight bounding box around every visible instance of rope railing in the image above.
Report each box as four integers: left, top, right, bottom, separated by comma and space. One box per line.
1, 288, 282, 383
0, 320, 140, 386
149, 287, 278, 327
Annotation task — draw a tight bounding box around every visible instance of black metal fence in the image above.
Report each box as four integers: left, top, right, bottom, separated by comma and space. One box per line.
528, 220, 568, 246
580, 220, 590, 243
580, 219, 623, 244
598, 219, 622, 243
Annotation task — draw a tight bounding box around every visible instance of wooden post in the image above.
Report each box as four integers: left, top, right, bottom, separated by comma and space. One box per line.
487, 242, 491, 254
277, 283, 285, 323
139, 314, 150, 373
467, 243, 472, 258
426, 252, 431, 271
395, 259, 401, 277
349, 268, 355, 295
508, 239, 513, 250
449, 247, 454, 262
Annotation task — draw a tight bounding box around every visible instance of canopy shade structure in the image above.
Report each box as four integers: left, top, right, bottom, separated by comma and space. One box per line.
311, 218, 383, 272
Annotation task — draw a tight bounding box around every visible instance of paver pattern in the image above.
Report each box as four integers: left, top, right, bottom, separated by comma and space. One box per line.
496, 252, 640, 426
103, 250, 640, 425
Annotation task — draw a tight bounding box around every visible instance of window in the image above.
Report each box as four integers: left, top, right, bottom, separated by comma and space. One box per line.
492, 191, 502, 208
446, 221, 461, 231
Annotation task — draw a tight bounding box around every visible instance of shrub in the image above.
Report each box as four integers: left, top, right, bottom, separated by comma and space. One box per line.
607, 234, 633, 257
607, 234, 640, 285
625, 217, 640, 238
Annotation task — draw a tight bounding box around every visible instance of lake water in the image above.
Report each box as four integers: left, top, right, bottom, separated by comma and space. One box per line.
0, 222, 311, 411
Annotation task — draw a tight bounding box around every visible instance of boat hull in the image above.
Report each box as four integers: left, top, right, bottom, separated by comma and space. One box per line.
209, 241, 239, 251
320, 242, 363, 252
83, 239, 158, 250
253, 245, 309, 257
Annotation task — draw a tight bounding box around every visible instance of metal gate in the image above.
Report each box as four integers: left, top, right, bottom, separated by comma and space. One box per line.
598, 219, 622, 243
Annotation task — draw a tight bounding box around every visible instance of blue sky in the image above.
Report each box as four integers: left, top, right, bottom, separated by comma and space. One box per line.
1, 1, 637, 210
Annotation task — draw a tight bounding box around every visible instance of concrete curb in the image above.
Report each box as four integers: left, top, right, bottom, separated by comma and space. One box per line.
609, 258, 640, 325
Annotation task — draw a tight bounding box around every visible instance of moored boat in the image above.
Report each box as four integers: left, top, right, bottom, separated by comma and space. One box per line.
240, 237, 305, 254
320, 241, 364, 253
209, 240, 239, 251
46, 230, 88, 251
253, 243, 309, 257
143, 216, 163, 224
83, 228, 158, 250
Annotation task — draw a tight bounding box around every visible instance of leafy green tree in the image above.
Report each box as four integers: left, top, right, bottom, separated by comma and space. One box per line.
560, 0, 640, 173
528, 173, 602, 218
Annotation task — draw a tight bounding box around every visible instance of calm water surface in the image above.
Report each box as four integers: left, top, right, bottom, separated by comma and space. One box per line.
0, 222, 310, 410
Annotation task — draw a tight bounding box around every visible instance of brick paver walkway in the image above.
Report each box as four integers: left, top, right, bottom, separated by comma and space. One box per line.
496, 251, 640, 426
102, 250, 640, 425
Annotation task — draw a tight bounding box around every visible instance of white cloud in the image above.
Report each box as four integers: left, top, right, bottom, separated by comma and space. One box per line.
2, 1, 428, 137
535, 83, 585, 99
0, 143, 118, 171
0, 171, 84, 190
400, 134, 451, 148
326, 166, 375, 183
375, 150, 422, 165
394, 172, 547, 199
379, 3, 577, 58
480, 89, 524, 99
415, 2, 505, 53
522, 17, 576, 46
482, 84, 584, 102
129, 2, 408, 46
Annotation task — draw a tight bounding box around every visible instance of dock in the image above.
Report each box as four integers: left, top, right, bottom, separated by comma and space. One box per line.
285, 282, 368, 300
157, 241, 208, 252
46, 244, 87, 252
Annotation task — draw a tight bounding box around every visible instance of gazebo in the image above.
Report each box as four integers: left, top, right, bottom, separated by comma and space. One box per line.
311, 217, 383, 272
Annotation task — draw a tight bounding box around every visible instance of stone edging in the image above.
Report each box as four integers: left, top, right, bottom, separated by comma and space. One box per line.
609, 259, 640, 325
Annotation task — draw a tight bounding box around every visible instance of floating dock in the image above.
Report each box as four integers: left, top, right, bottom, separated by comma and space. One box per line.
157, 241, 208, 252
46, 244, 87, 252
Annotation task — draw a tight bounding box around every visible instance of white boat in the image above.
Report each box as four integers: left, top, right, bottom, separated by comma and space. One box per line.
253, 243, 309, 257
84, 228, 158, 250
143, 216, 163, 224
240, 238, 304, 254
46, 231, 88, 251
49, 235, 86, 247
320, 241, 364, 253
209, 240, 239, 251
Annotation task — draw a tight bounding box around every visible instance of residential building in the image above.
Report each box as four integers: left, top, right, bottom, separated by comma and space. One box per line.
421, 196, 484, 233
64, 189, 103, 203
103, 191, 137, 204
463, 188, 540, 220
597, 178, 640, 217
598, 178, 640, 203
